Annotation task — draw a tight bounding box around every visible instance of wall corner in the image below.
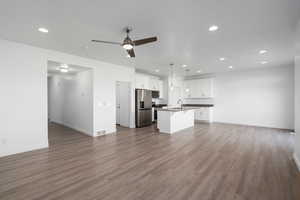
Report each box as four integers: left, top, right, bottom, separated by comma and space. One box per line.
293, 152, 300, 172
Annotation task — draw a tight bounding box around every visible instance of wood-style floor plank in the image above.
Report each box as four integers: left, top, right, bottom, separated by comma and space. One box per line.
0, 122, 299, 200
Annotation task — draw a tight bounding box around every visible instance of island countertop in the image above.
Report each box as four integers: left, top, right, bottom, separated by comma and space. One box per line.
156, 107, 198, 112
156, 104, 214, 112
182, 104, 214, 107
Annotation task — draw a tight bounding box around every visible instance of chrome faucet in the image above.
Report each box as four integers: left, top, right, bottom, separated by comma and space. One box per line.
177, 99, 183, 110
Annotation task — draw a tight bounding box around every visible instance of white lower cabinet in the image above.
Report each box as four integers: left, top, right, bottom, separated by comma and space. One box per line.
194, 107, 213, 122
152, 108, 155, 122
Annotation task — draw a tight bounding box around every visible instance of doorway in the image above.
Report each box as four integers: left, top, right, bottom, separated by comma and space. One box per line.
47, 61, 93, 144
116, 81, 131, 127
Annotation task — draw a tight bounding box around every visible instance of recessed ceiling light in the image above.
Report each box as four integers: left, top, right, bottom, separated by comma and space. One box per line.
60, 68, 69, 73
228, 66, 233, 69
61, 64, 69, 69
126, 55, 131, 58
182, 64, 187, 68
209, 25, 219, 32
197, 70, 202, 73
260, 61, 268, 64
155, 69, 160, 72
38, 27, 49, 33
219, 57, 226, 61
259, 50, 267, 54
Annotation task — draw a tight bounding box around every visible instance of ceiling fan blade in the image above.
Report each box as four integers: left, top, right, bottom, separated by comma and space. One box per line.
133, 37, 157, 46
127, 49, 135, 57
91, 40, 121, 45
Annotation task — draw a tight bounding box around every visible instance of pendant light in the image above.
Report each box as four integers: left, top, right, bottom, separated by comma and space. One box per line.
169, 63, 174, 91
185, 69, 190, 92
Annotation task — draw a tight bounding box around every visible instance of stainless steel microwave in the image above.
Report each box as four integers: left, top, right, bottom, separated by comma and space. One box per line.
152, 90, 159, 98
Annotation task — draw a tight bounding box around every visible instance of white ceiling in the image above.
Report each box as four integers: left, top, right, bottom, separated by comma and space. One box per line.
1, 0, 300, 76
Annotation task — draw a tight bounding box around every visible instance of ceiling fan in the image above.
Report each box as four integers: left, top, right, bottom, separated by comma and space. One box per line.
91, 27, 157, 58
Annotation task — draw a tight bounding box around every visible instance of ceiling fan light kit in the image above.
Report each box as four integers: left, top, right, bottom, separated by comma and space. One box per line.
92, 27, 157, 58
122, 30, 134, 50
123, 43, 133, 50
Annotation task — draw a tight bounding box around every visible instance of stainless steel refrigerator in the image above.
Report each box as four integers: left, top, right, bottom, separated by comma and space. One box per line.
135, 89, 152, 127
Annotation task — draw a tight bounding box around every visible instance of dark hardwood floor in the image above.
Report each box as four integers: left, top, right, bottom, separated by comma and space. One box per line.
0, 122, 299, 200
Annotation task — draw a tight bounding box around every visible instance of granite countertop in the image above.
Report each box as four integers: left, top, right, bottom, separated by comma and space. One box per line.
155, 104, 214, 112
182, 104, 214, 107
156, 107, 198, 112
152, 104, 167, 108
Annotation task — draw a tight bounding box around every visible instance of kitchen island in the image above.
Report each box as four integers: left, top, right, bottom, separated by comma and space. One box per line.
157, 107, 195, 134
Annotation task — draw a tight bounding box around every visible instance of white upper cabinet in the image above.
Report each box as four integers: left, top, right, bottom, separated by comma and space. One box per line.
158, 80, 164, 98
149, 77, 159, 91
135, 73, 164, 98
135, 73, 149, 89
183, 80, 192, 98
183, 78, 213, 98
196, 78, 213, 98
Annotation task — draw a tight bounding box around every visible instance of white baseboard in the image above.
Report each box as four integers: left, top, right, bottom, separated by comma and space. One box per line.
94, 126, 117, 137
50, 120, 92, 137
213, 121, 294, 131
293, 152, 300, 172
0, 142, 48, 158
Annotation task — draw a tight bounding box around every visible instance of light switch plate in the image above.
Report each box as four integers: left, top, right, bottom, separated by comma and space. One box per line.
1, 139, 7, 145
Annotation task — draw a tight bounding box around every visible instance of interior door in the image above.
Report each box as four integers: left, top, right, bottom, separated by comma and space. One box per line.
119, 82, 131, 127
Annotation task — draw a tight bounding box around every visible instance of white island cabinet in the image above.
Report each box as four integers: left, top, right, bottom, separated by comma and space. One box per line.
157, 108, 195, 134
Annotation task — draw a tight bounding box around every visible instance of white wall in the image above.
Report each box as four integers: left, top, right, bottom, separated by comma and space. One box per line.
213, 65, 295, 130
0, 41, 48, 157
93, 64, 135, 135
48, 70, 93, 136
0, 38, 135, 157
294, 20, 300, 170
295, 56, 300, 169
